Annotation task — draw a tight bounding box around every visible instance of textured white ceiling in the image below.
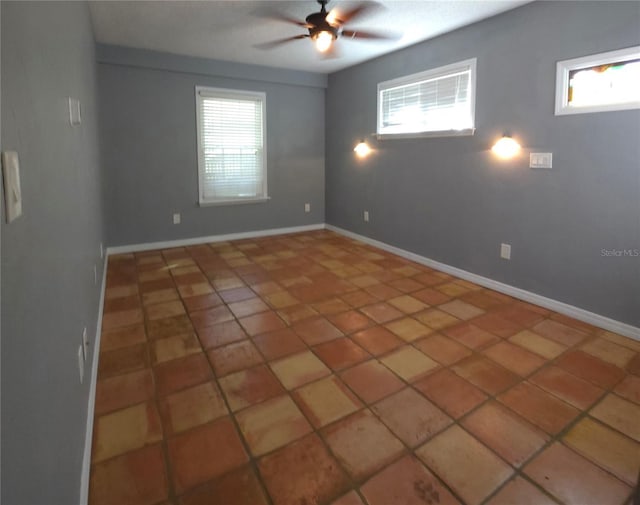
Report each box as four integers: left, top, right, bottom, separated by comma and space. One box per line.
89, 0, 530, 74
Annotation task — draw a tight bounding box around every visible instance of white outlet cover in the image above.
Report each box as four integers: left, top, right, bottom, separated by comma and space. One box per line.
78, 345, 85, 383
173, 213, 181, 224
69, 97, 82, 126
304, 203, 311, 213
2, 151, 23, 223
100, 242, 104, 259
500, 243, 512, 260
364, 210, 369, 222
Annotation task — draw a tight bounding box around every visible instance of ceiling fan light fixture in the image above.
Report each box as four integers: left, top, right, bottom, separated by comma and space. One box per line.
313, 30, 335, 52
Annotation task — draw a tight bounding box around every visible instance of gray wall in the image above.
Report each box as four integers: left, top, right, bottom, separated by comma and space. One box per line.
1, 2, 105, 503
98, 46, 326, 247
326, 1, 640, 327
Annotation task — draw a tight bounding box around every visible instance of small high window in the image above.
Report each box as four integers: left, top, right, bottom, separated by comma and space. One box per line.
377, 58, 476, 138
196, 86, 267, 205
555, 46, 640, 115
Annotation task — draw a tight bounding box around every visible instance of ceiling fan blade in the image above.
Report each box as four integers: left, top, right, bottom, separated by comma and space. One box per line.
254, 35, 309, 50
341, 29, 401, 41
332, 2, 379, 25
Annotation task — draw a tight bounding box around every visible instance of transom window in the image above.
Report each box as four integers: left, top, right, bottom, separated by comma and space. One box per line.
555, 46, 640, 115
196, 86, 267, 205
377, 58, 476, 138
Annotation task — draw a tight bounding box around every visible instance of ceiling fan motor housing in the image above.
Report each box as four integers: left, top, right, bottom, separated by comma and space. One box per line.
306, 11, 338, 40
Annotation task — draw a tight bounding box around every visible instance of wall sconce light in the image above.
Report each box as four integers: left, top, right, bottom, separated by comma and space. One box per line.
492, 135, 521, 159
354, 140, 372, 158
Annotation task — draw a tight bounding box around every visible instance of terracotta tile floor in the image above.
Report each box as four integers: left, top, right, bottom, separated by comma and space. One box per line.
89, 230, 640, 505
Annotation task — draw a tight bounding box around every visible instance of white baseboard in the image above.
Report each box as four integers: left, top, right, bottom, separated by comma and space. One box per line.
326, 224, 640, 341
79, 257, 108, 505
106, 223, 326, 255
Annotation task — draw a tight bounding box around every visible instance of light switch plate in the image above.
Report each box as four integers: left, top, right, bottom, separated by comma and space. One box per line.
530, 152, 553, 169
2, 151, 23, 223
69, 97, 81, 126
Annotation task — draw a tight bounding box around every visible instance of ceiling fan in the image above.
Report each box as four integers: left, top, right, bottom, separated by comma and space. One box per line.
257, 0, 399, 55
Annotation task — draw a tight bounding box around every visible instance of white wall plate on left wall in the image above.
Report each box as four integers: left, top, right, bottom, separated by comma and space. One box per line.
2, 151, 23, 223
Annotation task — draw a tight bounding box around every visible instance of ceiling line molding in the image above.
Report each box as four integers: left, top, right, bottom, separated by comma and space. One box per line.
95, 44, 329, 89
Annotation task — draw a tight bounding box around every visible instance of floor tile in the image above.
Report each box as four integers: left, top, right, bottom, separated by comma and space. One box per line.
277, 304, 318, 324
258, 433, 350, 505
340, 290, 379, 309
351, 326, 403, 356
452, 356, 520, 395
228, 297, 270, 318
292, 317, 343, 345
270, 350, 331, 390
142, 288, 179, 307
153, 353, 213, 397
412, 287, 452, 306
564, 417, 640, 485
92, 402, 163, 463
360, 303, 404, 324
483, 341, 546, 376
436, 282, 471, 297
328, 310, 374, 334
590, 393, 640, 441
340, 359, 405, 404
251, 328, 306, 360
263, 290, 300, 309
207, 339, 263, 377
190, 305, 235, 331
196, 320, 247, 350
529, 365, 604, 410
236, 394, 312, 456
387, 295, 428, 314
470, 313, 523, 338
414, 333, 472, 365
498, 305, 545, 328
498, 382, 579, 435
443, 322, 499, 349
360, 455, 461, 505
508, 330, 566, 359
580, 337, 636, 368
388, 277, 423, 292
627, 353, 640, 375
179, 465, 268, 505
219, 286, 256, 303
524, 443, 630, 505
322, 410, 405, 481
293, 376, 361, 428
146, 314, 193, 340
313, 297, 353, 314
145, 300, 186, 321
364, 284, 403, 301
414, 308, 460, 330
100, 325, 146, 352
614, 374, 640, 404
372, 388, 451, 447
182, 292, 223, 313
532, 319, 588, 346
385, 317, 432, 342
95, 369, 155, 416
159, 381, 227, 434
462, 401, 549, 467
151, 332, 201, 364
439, 299, 485, 320
556, 350, 626, 388
313, 337, 370, 371
102, 308, 144, 330
177, 283, 214, 299
98, 343, 150, 379
168, 417, 248, 494
416, 425, 513, 505
601, 330, 640, 353
89, 444, 168, 505
380, 345, 439, 382
485, 477, 558, 505
413, 368, 487, 419
330, 491, 365, 505
218, 365, 284, 412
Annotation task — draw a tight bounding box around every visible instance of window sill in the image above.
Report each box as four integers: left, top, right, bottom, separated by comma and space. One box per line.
198, 196, 271, 207
377, 128, 475, 140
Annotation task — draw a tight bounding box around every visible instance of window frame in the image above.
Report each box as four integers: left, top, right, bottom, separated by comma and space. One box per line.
555, 46, 640, 116
376, 58, 477, 139
195, 85, 268, 207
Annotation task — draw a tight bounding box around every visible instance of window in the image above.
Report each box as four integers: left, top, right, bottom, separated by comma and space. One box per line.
555, 46, 640, 115
377, 58, 476, 138
196, 86, 267, 205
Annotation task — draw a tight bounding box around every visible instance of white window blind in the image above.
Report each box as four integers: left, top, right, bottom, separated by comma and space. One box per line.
196, 87, 267, 205
377, 58, 476, 137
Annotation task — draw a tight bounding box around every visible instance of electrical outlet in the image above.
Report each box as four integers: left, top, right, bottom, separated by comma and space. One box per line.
364, 210, 369, 222
173, 213, 181, 225
93, 264, 97, 285
304, 203, 311, 213
78, 345, 84, 384
100, 242, 104, 259
500, 243, 512, 260
82, 327, 89, 361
